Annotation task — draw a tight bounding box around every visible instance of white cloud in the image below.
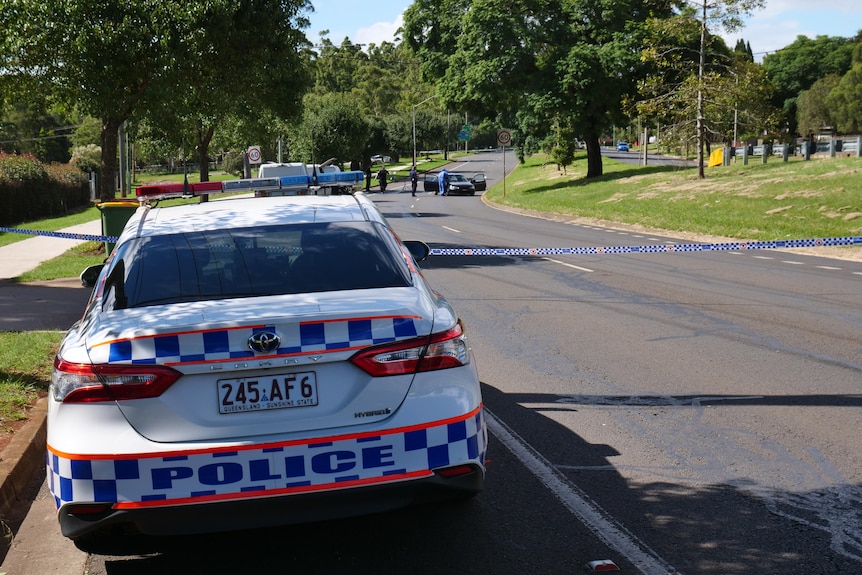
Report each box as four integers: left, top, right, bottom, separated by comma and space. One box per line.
354, 14, 404, 47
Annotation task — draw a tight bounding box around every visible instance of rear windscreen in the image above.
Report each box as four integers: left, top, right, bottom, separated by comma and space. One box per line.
106, 221, 411, 309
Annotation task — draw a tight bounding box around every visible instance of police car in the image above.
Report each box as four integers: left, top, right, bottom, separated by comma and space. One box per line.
49, 184, 486, 551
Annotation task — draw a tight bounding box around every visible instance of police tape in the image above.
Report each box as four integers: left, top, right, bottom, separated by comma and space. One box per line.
429, 236, 862, 256
0, 226, 118, 243
3, 226, 860, 257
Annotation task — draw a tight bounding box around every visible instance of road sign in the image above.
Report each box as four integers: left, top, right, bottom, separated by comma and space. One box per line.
497, 129, 512, 146
247, 145, 262, 164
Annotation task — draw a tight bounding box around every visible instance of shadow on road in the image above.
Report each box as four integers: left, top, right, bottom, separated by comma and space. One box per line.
84, 384, 862, 574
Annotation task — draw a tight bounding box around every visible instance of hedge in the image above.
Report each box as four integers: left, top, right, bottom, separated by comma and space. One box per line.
0, 153, 91, 226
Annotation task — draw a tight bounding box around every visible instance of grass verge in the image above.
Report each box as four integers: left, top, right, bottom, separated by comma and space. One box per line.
486, 154, 862, 241
0, 331, 62, 432
16, 241, 106, 283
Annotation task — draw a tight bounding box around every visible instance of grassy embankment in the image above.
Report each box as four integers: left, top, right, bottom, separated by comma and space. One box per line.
486, 153, 862, 242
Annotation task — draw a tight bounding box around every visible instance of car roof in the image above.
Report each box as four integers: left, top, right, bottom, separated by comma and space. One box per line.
130, 194, 384, 239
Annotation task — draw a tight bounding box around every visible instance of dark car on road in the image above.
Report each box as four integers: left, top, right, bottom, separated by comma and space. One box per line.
423, 173, 478, 196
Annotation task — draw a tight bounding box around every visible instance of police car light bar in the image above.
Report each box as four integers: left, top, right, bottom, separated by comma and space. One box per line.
135, 171, 365, 203
136, 181, 224, 201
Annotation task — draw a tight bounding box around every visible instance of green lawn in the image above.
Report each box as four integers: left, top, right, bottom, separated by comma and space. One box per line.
486, 154, 862, 241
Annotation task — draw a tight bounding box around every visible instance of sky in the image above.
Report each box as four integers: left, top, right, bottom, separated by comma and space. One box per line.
306, 0, 861, 59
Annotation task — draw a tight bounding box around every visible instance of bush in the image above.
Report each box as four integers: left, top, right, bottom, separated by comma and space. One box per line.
0, 153, 91, 226
70, 144, 101, 174
222, 150, 246, 176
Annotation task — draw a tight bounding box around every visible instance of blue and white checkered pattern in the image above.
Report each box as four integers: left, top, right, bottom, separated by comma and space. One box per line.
428, 235, 862, 256
48, 409, 486, 509
4, 226, 858, 259
88, 316, 420, 365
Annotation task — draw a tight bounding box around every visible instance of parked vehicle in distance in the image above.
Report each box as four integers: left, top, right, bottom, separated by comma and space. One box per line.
617, 142, 629, 152
49, 189, 487, 553
445, 173, 476, 196
422, 172, 477, 195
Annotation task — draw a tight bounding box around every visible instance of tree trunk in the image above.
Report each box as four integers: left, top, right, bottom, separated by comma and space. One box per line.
196, 125, 215, 182
696, 0, 707, 179
585, 133, 603, 178
99, 117, 123, 202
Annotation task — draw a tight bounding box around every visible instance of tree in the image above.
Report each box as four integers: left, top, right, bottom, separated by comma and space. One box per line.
1, 1, 189, 200
826, 63, 862, 134
734, 38, 753, 62
0, 0, 312, 200
404, 0, 678, 179
762, 35, 856, 135
796, 75, 842, 136
136, 1, 312, 183
292, 93, 371, 166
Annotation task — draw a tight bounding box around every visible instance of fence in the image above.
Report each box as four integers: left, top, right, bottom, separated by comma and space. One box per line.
727, 136, 861, 166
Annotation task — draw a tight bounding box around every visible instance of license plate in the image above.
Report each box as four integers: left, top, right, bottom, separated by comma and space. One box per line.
218, 372, 318, 414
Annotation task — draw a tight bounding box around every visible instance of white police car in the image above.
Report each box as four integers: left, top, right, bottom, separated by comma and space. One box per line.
49, 185, 486, 551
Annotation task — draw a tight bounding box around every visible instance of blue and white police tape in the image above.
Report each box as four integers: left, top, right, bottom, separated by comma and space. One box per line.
3, 226, 860, 257
429, 236, 862, 256
0, 227, 118, 243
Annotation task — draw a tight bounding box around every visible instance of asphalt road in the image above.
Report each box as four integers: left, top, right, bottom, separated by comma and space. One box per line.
10, 150, 862, 574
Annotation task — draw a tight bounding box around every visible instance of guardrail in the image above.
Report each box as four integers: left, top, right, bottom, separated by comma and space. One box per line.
728, 136, 860, 166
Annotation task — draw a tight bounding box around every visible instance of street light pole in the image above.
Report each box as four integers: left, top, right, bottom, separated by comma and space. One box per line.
412, 94, 438, 167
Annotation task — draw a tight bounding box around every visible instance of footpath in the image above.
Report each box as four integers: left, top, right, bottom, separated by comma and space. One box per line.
0, 220, 100, 574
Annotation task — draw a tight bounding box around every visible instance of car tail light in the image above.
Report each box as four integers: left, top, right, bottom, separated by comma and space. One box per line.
52, 358, 181, 403
435, 464, 478, 478
64, 502, 115, 517
350, 323, 471, 376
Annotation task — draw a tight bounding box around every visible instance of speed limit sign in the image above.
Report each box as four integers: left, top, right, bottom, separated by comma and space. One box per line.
497, 129, 512, 146
247, 145, 262, 164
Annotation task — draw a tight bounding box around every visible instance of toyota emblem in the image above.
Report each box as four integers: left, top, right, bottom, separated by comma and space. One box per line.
248, 331, 281, 354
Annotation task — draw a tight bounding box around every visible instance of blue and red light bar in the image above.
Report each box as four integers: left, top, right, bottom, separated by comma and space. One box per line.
134, 171, 365, 203
136, 181, 225, 201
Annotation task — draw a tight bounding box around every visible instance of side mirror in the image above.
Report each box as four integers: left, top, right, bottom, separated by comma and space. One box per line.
80, 264, 104, 288
403, 240, 430, 262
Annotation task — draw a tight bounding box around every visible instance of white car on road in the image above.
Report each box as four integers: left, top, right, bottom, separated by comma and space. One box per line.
49, 190, 486, 552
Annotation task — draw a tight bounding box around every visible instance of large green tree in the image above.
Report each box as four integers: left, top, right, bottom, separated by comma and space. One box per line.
2, 1, 194, 200
0, 0, 312, 200
826, 62, 862, 134
796, 74, 842, 136
143, 1, 312, 183
292, 93, 371, 166
762, 34, 857, 135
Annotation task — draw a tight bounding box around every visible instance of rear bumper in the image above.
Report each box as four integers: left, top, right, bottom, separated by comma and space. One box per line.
59, 463, 483, 544
49, 404, 487, 542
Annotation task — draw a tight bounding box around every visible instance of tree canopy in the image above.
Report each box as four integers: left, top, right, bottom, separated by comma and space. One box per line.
0, 0, 312, 200
762, 34, 856, 134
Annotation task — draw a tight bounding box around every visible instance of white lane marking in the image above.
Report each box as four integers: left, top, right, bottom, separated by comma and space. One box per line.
485, 410, 678, 575
782, 260, 805, 265
442, 226, 462, 233
816, 265, 842, 271
854, 272, 862, 276
753, 256, 774, 260
543, 257, 594, 273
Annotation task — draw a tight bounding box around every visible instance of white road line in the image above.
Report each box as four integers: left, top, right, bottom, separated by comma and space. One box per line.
543, 257, 594, 273
753, 256, 774, 260
486, 410, 678, 575
442, 226, 462, 233
816, 265, 842, 271
782, 260, 805, 265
